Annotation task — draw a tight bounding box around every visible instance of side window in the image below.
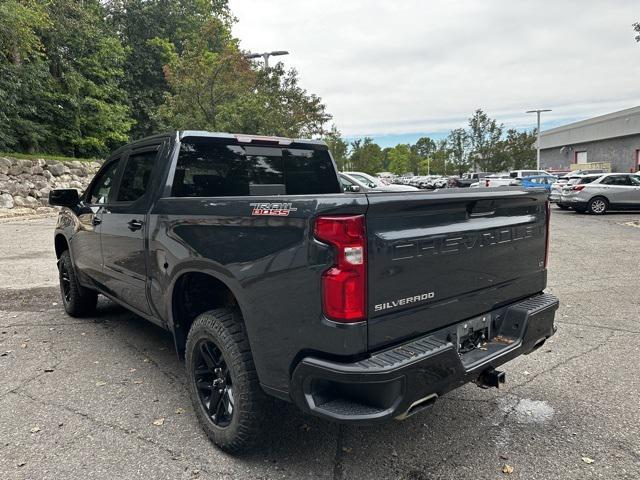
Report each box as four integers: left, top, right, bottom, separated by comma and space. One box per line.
87, 159, 121, 204
629, 175, 640, 186
117, 150, 158, 202
601, 175, 630, 186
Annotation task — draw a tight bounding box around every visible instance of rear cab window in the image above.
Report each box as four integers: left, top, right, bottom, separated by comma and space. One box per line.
171, 138, 341, 197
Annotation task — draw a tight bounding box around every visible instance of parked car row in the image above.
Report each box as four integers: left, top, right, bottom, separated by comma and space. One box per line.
339, 172, 419, 192
342, 169, 640, 215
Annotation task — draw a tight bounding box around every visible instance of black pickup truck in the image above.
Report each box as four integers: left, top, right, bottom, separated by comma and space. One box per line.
49, 131, 558, 452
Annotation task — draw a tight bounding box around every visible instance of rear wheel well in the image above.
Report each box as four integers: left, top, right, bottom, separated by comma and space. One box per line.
55, 234, 69, 258
172, 272, 240, 357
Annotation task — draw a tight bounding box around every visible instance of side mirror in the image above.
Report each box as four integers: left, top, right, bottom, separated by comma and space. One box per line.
49, 189, 80, 208
347, 185, 361, 192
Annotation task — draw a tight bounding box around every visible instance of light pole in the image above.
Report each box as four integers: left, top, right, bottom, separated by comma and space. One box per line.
244, 50, 289, 69
526, 109, 552, 170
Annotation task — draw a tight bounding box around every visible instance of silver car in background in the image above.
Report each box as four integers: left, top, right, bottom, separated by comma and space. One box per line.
339, 172, 419, 192
552, 174, 602, 207
560, 173, 640, 214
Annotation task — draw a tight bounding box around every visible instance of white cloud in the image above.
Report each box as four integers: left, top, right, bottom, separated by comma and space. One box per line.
229, 0, 640, 136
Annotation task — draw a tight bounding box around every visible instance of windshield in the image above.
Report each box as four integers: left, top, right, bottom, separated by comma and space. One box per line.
349, 172, 380, 186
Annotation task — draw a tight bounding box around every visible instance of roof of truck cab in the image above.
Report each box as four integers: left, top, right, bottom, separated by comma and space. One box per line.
177, 130, 327, 147
108, 131, 327, 159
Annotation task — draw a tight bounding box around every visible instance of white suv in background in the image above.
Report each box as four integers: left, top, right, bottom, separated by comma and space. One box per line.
560, 173, 640, 214
509, 170, 553, 179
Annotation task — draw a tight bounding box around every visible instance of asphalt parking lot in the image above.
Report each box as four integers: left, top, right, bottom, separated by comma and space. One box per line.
1, 210, 639, 480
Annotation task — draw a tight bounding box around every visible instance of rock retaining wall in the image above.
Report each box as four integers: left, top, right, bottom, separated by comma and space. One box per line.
0, 157, 101, 214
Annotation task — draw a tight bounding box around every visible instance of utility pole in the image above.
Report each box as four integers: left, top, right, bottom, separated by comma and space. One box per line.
526, 109, 552, 170
244, 50, 289, 70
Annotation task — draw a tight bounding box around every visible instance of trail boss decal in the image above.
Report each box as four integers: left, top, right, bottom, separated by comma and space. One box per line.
374, 292, 435, 312
250, 203, 298, 217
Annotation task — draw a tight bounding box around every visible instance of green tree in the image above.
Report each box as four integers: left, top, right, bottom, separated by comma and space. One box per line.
41, 0, 133, 157
0, 1, 53, 151
410, 136, 436, 174
0, 0, 49, 63
106, 0, 232, 139
158, 18, 331, 138
468, 109, 503, 172
502, 128, 536, 170
386, 144, 412, 174
349, 138, 384, 174
157, 18, 254, 132
323, 126, 349, 170
447, 128, 471, 176
234, 63, 331, 138
634, 22, 640, 42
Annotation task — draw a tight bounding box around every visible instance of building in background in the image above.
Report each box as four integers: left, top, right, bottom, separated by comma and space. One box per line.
539, 106, 640, 173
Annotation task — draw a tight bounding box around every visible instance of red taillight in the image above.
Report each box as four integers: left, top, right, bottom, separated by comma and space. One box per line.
572, 185, 585, 191
544, 201, 551, 269
485, 179, 490, 187
314, 215, 366, 322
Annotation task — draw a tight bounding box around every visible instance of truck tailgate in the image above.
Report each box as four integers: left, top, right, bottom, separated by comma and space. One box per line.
366, 188, 548, 350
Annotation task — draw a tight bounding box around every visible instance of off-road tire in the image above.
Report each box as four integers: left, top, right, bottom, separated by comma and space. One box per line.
58, 250, 98, 317
588, 197, 608, 215
185, 308, 267, 453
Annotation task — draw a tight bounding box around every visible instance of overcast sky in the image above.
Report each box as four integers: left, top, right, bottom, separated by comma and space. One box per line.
229, 0, 640, 146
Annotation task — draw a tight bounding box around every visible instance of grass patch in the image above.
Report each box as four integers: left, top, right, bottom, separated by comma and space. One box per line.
0, 151, 100, 163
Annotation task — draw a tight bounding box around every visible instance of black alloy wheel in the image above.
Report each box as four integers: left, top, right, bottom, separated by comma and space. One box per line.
193, 339, 234, 427
57, 250, 97, 317
185, 309, 268, 452
59, 261, 72, 303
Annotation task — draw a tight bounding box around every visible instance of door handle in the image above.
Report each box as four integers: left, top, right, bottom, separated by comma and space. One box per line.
92, 217, 101, 226
127, 219, 144, 231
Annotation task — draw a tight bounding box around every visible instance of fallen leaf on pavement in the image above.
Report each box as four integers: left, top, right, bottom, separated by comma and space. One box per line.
175, 408, 186, 414
143, 358, 150, 363
582, 457, 595, 464
342, 446, 352, 453
522, 371, 530, 376
95, 381, 107, 387
21, 343, 27, 349
153, 418, 165, 426
129, 368, 137, 373
502, 464, 514, 474
44, 368, 54, 373
133, 379, 144, 384
30, 426, 40, 433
